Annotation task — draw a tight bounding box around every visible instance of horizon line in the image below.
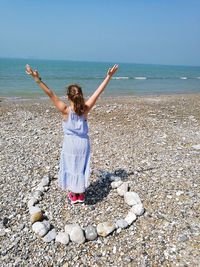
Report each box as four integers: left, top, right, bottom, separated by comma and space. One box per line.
0, 56, 200, 68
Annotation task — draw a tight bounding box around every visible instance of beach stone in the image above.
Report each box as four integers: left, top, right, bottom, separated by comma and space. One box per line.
191, 144, 200, 150
97, 222, 116, 237
29, 205, 41, 215
0, 229, 6, 237
64, 224, 79, 235
32, 190, 43, 200
30, 211, 44, 224
40, 175, 50, 187
69, 225, 85, 244
55, 231, 70, 245
43, 228, 57, 242
85, 225, 98, 241
32, 220, 50, 237
116, 219, 129, 229
124, 192, 142, 206
27, 197, 39, 208
35, 185, 45, 193
125, 211, 137, 225
130, 204, 145, 216
110, 175, 121, 182
117, 182, 129, 196
111, 180, 123, 189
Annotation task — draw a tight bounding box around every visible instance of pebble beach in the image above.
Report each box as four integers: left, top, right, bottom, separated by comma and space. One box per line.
0, 93, 200, 267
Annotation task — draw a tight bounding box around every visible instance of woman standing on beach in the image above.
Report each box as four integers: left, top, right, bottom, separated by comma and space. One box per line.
25, 64, 118, 204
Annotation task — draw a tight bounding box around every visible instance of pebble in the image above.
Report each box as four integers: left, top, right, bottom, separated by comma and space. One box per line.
124, 211, 137, 225
117, 182, 129, 196
85, 225, 98, 241
191, 144, 200, 150
29, 205, 41, 215
32, 190, 43, 200
97, 222, 116, 237
55, 231, 70, 245
40, 175, 50, 187
65, 224, 79, 235
124, 192, 142, 206
130, 204, 145, 216
69, 225, 85, 244
43, 228, 57, 242
30, 211, 44, 224
27, 198, 39, 207
110, 175, 121, 182
32, 220, 50, 237
0, 229, 6, 237
111, 180, 123, 189
116, 219, 129, 229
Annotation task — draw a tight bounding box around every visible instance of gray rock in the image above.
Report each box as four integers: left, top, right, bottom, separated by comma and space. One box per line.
29, 205, 41, 215
124, 192, 142, 206
85, 225, 98, 241
117, 182, 129, 196
32, 220, 50, 237
55, 231, 70, 245
43, 228, 57, 242
97, 222, 116, 237
111, 180, 123, 189
116, 219, 129, 229
130, 204, 145, 216
69, 225, 85, 244
125, 211, 137, 225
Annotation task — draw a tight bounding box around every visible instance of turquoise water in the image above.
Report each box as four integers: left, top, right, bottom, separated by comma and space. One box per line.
0, 58, 200, 99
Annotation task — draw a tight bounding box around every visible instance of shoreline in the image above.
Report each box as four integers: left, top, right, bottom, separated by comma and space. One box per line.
1, 91, 200, 105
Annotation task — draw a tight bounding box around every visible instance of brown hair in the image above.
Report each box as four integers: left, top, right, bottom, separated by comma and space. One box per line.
66, 84, 86, 116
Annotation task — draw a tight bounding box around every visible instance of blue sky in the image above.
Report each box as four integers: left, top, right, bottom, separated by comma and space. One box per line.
0, 0, 199, 66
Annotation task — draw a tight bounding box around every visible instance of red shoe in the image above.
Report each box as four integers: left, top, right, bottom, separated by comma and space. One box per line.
78, 193, 85, 203
67, 192, 79, 204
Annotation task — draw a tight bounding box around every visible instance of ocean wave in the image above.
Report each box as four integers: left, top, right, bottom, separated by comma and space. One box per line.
112, 76, 129, 80
180, 77, 187, 80
134, 77, 147, 80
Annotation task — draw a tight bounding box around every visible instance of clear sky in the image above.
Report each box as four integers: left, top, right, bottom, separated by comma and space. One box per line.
0, 0, 199, 66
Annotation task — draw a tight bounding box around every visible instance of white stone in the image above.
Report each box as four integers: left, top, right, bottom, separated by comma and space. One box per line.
117, 182, 129, 196
125, 211, 137, 225
40, 175, 50, 187
111, 180, 123, 189
27, 198, 38, 208
29, 205, 41, 215
115, 219, 129, 229
55, 231, 70, 245
32, 220, 50, 237
69, 225, 85, 244
124, 192, 142, 206
97, 222, 116, 237
65, 224, 79, 235
43, 228, 57, 242
191, 144, 200, 150
110, 175, 121, 182
130, 204, 144, 216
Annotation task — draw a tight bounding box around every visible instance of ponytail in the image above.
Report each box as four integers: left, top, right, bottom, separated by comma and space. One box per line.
67, 84, 86, 116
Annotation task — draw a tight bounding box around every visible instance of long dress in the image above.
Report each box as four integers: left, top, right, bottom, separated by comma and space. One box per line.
58, 106, 90, 193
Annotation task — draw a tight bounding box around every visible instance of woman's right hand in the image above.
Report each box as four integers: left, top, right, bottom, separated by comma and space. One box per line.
25, 64, 41, 80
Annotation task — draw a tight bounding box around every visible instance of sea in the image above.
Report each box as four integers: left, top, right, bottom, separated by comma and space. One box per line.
0, 58, 200, 100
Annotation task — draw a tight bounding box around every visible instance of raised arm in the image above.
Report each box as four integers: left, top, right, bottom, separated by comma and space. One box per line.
85, 64, 118, 112
25, 64, 67, 114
